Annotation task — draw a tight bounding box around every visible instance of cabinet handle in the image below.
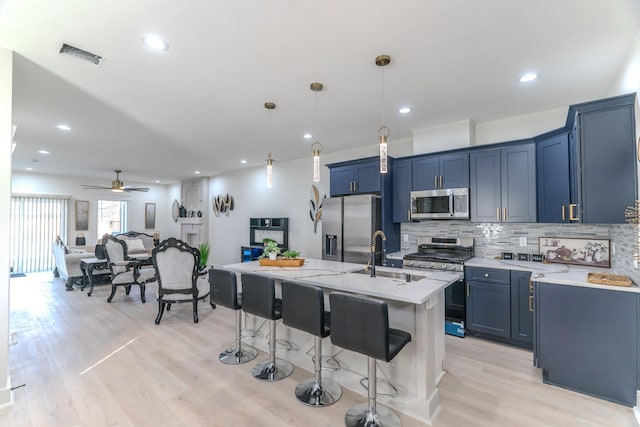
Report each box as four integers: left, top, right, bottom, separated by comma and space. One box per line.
439, 176, 443, 188
637, 137, 639, 162
529, 279, 533, 293
569, 203, 579, 221
529, 295, 534, 312
561, 205, 566, 221
484, 273, 489, 278
353, 181, 358, 192
434, 176, 438, 188
496, 208, 500, 221
407, 210, 411, 221
466, 282, 470, 297
503, 208, 507, 221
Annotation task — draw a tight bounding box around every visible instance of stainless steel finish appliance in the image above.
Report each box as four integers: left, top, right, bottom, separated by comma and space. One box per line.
403, 237, 474, 337
410, 188, 470, 220
322, 195, 382, 265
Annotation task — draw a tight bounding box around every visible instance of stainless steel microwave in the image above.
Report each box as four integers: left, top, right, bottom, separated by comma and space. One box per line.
410, 188, 470, 220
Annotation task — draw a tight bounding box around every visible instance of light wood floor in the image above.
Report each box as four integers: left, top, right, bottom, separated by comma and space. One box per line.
1, 273, 636, 426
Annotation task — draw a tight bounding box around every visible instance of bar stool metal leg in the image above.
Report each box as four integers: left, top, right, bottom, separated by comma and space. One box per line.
345, 357, 401, 427
294, 336, 342, 406
219, 309, 257, 365
251, 319, 293, 381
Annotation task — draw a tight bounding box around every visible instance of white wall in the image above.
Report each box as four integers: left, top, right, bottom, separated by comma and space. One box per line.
0, 47, 13, 407
11, 172, 176, 244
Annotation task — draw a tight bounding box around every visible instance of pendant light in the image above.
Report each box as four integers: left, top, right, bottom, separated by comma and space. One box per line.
310, 82, 324, 182
265, 102, 276, 187
376, 54, 391, 174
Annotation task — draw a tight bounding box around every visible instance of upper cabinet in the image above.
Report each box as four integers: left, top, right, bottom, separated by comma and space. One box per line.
391, 158, 412, 223
413, 153, 469, 190
536, 94, 638, 224
328, 158, 381, 196
470, 143, 537, 223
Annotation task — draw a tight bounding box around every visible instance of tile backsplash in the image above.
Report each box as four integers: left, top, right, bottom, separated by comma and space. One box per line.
400, 221, 639, 278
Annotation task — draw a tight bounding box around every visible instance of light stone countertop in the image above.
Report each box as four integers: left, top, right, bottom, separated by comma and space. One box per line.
386, 251, 412, 260
466, 257, 640, 293
222, 258, 461, 305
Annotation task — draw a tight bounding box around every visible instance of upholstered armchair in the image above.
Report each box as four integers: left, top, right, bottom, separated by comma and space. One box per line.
152, 237, 210, 324
104, 236, 155, 303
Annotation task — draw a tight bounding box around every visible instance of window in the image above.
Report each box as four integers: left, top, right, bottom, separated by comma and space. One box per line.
10, 195, 68, 273
97, 200, 128, 241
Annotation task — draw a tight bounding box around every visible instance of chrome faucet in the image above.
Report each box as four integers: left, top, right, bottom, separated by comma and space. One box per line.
370, 230, 387, 277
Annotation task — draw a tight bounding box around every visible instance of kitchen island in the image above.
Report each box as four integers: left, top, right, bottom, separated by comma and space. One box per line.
222, 258, 461, 425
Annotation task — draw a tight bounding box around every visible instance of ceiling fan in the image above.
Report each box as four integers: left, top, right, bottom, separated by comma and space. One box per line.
82, 169, 149, 192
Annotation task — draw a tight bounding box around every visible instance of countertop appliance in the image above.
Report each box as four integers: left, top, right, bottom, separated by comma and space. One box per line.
403, 237, 473, 337
410, 188, 469, 220
322, 194, 382, 265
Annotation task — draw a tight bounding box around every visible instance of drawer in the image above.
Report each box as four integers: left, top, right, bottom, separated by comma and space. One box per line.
386, 258, 403, 268
465, 267, 510, 285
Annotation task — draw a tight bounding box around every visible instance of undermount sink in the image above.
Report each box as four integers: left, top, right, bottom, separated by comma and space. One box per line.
352, 269, 425, 282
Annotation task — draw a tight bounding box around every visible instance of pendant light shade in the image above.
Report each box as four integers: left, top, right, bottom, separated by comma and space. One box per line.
266, 152, 273, 188
265, 102, 276, 187
375, 54, 391, 174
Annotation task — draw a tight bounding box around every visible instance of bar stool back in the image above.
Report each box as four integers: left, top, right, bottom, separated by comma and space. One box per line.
329, 292, 411, 427
241, 273, 293, 381
209, 268, 257, 364
281, 281, 341, 406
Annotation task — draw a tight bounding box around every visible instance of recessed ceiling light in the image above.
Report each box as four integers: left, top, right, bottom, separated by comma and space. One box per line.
25, 167, 33, 171
37, 150, 49, 154
519, 73, 538, 83
194, 170, 201, 175
398, 107, 411, 114
240, 160, 247, 164
304, 133, 312, 139
141, 35, 169, 51
155, 180, 160, 183
56, 124, 71, 131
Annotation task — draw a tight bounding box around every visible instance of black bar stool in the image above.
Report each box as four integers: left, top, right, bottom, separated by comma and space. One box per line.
329, 292, 411, 427
281, 281, 342, 406
241, 273, 293, 381
209, 268, 257, 365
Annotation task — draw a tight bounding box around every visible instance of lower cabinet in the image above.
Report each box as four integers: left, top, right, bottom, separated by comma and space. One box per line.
386, 258, 403, 268
534, 281, 638, 406
465, 267, 532, 348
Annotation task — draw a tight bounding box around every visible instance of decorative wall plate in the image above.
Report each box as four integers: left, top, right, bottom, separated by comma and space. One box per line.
171, 199, 180, 223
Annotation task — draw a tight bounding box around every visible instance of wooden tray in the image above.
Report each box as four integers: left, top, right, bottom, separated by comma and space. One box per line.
258, 258, 305, 267
586, 272, 633, 287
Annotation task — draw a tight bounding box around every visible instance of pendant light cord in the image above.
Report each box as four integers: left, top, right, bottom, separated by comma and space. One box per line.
381, 66, 386, 126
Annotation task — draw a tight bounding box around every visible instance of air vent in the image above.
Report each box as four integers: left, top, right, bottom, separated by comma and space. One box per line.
59, 43, 103, 66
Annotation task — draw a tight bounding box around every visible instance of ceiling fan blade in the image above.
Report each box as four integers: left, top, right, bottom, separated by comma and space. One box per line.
82, 184, 112, 190
122, 187, 150, 192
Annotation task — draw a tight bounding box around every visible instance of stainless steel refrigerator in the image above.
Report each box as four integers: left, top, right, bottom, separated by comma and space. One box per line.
322, 194, 382, 264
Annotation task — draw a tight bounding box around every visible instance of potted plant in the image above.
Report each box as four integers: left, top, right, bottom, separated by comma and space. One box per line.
261, 239, 281, 260
282, 249, 300, 259
198, 242, 210, 270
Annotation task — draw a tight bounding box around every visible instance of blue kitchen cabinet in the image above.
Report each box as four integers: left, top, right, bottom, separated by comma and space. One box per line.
465, 267, 511, 339
536, 93, 637, 224
470, 143, 536, 222
412, 152, 469, 191
534, 281, 638, 406
536, 131, 573, 223
386, 258, 403, 268
392, 158, 413, 223
510, 270, 533, 346
328, 158, 381, 196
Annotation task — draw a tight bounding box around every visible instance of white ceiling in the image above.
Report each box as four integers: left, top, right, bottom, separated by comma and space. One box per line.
2, 0, 640, 185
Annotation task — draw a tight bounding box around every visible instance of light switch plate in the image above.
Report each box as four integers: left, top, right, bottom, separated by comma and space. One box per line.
403, 233, 409, 242
519, 237, 527, 247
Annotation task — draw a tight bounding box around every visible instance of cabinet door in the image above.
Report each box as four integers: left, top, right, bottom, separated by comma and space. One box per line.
353, 161, 380, 194
510, 271, 533, 345
470, 149, 501, 222
466, 280, 511, 338
392, 159, 412, 222
440, 153, 469, 188
537, 282, 638, 406
536, 134, 571, 223
579, 105, 637, 223
501, 144, 536, 222
329, 165, 354, 196
412, 156, 439, 190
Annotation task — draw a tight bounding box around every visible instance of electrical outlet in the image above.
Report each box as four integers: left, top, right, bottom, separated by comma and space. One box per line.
403, 233, 409, 242
519, 237, 527, 247
612, 242, 616, 255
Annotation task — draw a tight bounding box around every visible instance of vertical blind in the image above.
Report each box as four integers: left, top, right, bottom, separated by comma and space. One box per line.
10, 196, 69, 274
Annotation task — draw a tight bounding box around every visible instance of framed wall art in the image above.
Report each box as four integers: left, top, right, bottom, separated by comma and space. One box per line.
539, 237, 610, 268
75, 200, 89, 231
145, 203, 156, 229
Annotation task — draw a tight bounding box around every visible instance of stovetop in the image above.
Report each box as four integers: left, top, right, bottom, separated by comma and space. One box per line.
403, 237, 473, 272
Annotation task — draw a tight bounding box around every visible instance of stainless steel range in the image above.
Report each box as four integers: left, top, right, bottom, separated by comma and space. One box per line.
403, 236, 474, 337
403, 237, 474, 272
